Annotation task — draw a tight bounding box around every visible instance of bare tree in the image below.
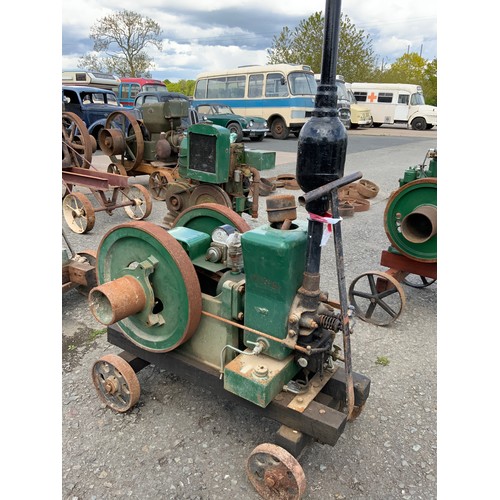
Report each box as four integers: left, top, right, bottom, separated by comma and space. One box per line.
78, 10, 163, 77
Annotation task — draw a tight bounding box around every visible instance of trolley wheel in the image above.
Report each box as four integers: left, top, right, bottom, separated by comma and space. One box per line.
402, 274, 437, 288
101, 110, 145, 171
107, 163, 128, 176
246, 443, 306, 500
148, 171, 170, 201
63, 192, 96, 234
122, 184, 153, 220
62, 111, 93, 168
349, 270, 406, 326
91, 354, 140, 412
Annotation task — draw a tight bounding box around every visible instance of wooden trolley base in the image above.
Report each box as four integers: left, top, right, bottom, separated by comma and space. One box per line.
107, 325, 371, 458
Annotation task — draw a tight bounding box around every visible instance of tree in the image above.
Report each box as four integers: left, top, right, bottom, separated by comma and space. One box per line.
378, 53, 437, 106
165, 79, 196, 97
78, 10, 163, 77
267, 12, 376, 82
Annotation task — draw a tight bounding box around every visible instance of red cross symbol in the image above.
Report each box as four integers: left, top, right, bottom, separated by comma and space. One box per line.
367, 92, 377, 102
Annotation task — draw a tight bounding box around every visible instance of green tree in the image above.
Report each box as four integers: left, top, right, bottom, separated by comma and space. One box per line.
165, 79, 196, 97
78, 10, 163, 77
267, 12, 376, 82
379, 53, 437, 106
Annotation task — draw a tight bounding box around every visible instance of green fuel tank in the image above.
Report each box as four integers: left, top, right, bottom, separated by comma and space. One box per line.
241, 222, 307, 360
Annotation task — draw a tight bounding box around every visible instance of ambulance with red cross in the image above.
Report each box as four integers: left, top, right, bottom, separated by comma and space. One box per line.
350, 82, 437, 130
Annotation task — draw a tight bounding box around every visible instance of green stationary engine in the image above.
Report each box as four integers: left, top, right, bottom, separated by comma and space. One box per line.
384, 149, 437, 262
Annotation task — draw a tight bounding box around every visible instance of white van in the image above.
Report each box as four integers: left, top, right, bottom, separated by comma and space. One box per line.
350, 82, 437, 130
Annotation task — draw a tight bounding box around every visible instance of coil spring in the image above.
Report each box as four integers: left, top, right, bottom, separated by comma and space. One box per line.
318, 314, 341, 332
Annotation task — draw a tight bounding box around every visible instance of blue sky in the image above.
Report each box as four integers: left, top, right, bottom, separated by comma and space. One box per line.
61, 0, 437, 82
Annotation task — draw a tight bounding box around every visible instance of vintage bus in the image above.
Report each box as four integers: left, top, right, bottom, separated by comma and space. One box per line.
61, 71, 121, 92
350, 82, 437, 130
192, 64, 317, 139
117, 78, 167, 107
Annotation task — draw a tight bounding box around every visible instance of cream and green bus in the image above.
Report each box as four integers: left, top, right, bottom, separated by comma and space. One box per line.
192, 64, 317, 139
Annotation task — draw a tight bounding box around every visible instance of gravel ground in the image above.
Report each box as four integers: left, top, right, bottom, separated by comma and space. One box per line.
57, 135, 440, 500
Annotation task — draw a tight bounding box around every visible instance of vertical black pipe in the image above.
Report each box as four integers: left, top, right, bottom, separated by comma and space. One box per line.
296, 0, 347, 272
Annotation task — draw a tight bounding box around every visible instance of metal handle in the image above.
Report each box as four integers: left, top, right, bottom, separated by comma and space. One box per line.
298, 171, 363, 206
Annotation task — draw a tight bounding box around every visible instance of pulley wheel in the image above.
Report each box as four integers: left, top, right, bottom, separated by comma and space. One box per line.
384, 178, 437, 262
349, 270, 406, 326
63, 192, 95, 234
96, 221, 202, 352
148, 170, 172, 201
62, 112, 93, 168
172, 203, 251, 234
165, 181, 192, 215
188, 184, 232, 208
122, 184, 153, 220
91, 354, 140, 412
103, 110, 145, 171
98, 128, 126, 156
246, 443, 306, 500
402, 274, 437, 288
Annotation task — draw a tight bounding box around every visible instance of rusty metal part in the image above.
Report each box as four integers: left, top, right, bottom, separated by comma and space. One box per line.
63, 191, 96, 234
265, 194, 297, 223
258, 177, 276, 196
188, 184, 232, 208
403, 274, 437, 288
165, 181, 192, 215
172, 203, 252, 234
75, 249, 97, 296
89, 275, 147, 325
62, 112, 93, 169
98, 128, 126, 156
400, 204, 437, 243
102, 110, 145, 171
246, 443, 306, 500
107, 163, 127, 176
148, 170, 172, 201
276, 173, 300, 190
338, 201, 354, 217
343, 197, 370, 212
122, 184, 153, 220
287, 370, 334, 413
348, 270, 406, 326
248, 167, 260, 218
200, 310, 309, 355
357, 179, 380, 198
91, 354, 140, 412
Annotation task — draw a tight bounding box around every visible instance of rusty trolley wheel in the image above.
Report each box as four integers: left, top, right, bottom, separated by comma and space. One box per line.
402, 274, 437, 288
349, 270, 406, 326
91, 354, 140, 412
246, 443, 306, 500
122, 184, 153, 221
107, 163, 128, 176
63, 191, 96, 234
148, 171, 171, 201
62, 111, 94, 169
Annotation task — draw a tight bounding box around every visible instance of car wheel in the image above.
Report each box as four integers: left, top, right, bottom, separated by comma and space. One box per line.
350, 123, 359, 129
411, 117, 427, 130
227, 122, 243, 142
372, 122, 383, 128
270, 118, 289, 140
250, 135, 265, 142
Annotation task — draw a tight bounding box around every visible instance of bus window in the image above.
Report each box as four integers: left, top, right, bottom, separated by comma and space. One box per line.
411, 93, 425, 105
378, 93, 393, 103
227, 76, 245, 98
207, 78, 226, 98
248, 74, 263, 98
266, 73, 288, 97
194, 79, 207, 99
289, 72, 316, 95
398, 94, 409, 105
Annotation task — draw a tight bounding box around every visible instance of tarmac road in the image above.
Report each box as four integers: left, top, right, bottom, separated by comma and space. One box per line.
60, 127, 438, 500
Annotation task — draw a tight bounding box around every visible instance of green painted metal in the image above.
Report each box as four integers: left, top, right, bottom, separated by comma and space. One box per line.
399, 153, 437, 187
224, 351, 300, 407
241, 223, 307, 360
186, 123, 230, 183
172, 205, 244, 235
244, 149, 276, 171
168, 227, 212, 260
385, 179, 437, 262
96, 224, 194, 352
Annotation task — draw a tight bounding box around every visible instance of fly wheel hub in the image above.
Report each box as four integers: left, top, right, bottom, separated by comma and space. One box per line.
89, 221, 202, 352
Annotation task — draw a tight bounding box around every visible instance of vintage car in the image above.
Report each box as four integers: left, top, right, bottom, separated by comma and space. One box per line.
194, 103, 268, 142
62, 85, 143, 147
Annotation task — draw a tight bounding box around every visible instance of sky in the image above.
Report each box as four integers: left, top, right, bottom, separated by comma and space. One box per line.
61, 0, 437, 82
